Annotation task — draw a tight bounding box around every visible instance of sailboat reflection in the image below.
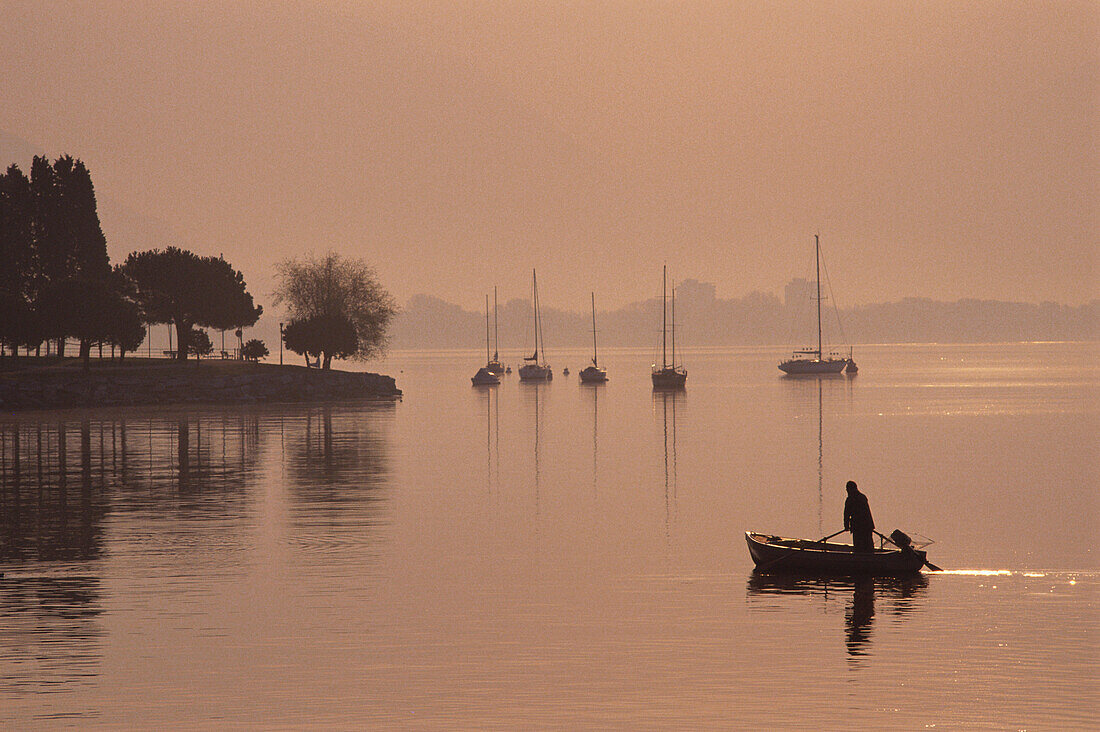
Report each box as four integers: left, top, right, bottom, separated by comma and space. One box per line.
782, 375, 854, 533
521, 381, 545, 516
477, 384, 500, 493
746, 573, 928, 661
589, 382, 599, 493
654, 388, 683, 538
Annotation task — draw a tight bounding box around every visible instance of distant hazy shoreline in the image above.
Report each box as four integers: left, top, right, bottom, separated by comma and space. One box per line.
389, 289, 1099, 350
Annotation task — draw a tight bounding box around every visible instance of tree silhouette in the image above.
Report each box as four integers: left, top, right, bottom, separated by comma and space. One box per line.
241, 338, 268, 362
187, 328, 213, 359
0, 164, 34, 355
274, 253, 396, 369
282, 314, 358, 368
0, 289, 36, 356
36, 276, 141, 369
0, 156, 115, 357
122, 247, 261, 361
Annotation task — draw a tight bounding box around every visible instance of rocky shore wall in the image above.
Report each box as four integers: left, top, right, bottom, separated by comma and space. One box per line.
0, 365, 401, 411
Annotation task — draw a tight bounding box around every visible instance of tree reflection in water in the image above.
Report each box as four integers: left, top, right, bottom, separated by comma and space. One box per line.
0, 409, 267, 695
746, 572, 928, 663
282, 404, 394, 544
0, 574, 103, 697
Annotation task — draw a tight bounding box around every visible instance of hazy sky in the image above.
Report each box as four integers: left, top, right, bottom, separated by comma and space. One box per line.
2, 1, 1096, 312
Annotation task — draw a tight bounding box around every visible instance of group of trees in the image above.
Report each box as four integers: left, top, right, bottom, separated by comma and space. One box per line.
2, 155, 396, 371
0, 156, 144, 364
123, 246, 262, 361
0, 155, 263, 366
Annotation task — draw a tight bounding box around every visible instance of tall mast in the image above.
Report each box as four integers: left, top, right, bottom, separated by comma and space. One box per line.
485, 293, 491, 364
493, 286, 499, 361
815, 234, 822, 359
590, 292, 598, 367
662, 265, 668, 368
532, 269, 538, 361
671, 282, 676, 369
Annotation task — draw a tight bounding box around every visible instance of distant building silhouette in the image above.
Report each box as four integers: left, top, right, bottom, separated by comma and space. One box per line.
784, 278, 814, 309
676, 279, 716, 306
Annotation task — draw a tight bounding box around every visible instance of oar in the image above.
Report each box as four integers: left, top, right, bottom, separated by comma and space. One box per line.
754, 529, 846, 573
874, 529, 943, 572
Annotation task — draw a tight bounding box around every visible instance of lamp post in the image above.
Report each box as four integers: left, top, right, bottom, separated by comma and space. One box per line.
279, 323, 284, 365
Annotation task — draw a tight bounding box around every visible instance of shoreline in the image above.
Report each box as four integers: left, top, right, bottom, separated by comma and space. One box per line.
0, 359, 401, 411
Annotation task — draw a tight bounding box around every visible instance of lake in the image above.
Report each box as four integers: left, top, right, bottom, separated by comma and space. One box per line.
1, 342, 1097, 729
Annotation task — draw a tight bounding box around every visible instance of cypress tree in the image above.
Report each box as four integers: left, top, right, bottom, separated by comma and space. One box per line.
55, 156, 111, 361
58, 156, 109, 280
30, 155, 64, 353
0, 165, 34, 355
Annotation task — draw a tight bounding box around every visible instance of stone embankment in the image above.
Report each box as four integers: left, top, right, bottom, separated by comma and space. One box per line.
0, 363, 401, 411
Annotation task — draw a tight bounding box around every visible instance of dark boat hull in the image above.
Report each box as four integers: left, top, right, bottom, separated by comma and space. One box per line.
652, 367, 686, 389
746, 532, 926, 575
579, 366, 607, 383
518, 364, 553, 381
778, 358, 847, 375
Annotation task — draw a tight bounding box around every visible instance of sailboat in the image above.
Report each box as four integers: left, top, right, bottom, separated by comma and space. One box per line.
518, 269, 553, 381
487, 286, 504, 376
779, 235, 855, 375
472, 294, 501, 385
651, 265, 687, 389
579, 292, 608, 383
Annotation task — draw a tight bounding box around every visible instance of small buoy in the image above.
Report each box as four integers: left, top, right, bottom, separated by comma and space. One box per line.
563, 367, 570, 375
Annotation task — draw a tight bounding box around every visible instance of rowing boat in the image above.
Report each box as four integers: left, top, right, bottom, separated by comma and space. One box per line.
745, 531, 927, 575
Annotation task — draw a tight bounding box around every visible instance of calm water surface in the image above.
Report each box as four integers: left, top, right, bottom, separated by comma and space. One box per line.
1, 343, 1097, 729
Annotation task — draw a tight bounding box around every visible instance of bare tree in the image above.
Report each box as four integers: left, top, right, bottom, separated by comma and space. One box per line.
274, 253, 398, 369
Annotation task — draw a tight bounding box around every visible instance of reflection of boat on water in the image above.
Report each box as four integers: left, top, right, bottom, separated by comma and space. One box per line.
779, 235, 856, 375
652, 265, 686, 389
520, 380, 545, 522
589, 380, 599, 491
472, 294, 501, 386
745, 531, 928, 575
518, 269, 552, 381
656, 388, 681, 537
746, 571, 928, 599
781, 370, 858, 533
580, 292, 608, 383
746, 572, 928, 658
478, 383, 499, 492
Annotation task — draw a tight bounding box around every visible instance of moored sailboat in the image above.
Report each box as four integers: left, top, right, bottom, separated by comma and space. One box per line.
471, 293, 501, 385
779, 235, 853, 375
652, 265, 686, 389
579, 292, 607, 383
518, 269, 552, 381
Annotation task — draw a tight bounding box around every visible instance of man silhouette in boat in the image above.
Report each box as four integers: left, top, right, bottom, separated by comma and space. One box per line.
843, 480, 875, 552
